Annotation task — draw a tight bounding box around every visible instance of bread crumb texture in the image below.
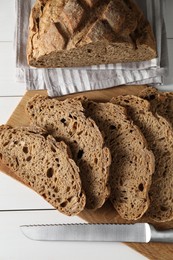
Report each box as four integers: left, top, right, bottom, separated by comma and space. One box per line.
82, 99, 154, 220
26, 96, 111, 210
0, 125, 86, 216
113, 95, 173, 222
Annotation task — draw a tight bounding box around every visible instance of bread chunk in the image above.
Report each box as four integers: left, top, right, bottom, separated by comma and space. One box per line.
27, 0, 156, 67
82, 98, 154, 220
0, 125, 86, 216
26, 96, 111, 210
140, 88, 173, 128
113, 95, 173, 222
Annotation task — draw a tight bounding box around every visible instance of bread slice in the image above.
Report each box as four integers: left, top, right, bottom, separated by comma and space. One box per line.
26, 96, 111, 210
140, 88, 173, 128
138, 86, 159, 99
27, 0, 156, 68
82, 98, 155, 220
0, 125, 86, 216
112, 95, 173, 222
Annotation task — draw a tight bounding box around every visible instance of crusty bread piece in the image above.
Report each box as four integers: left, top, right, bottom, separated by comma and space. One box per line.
27, 0, 156, 68
26, 95, 111, 210
140, 88, 173, 128
112, 95, 173, 222
138, 86, 158, 99
82, 98, 155, 220
0, 125, 86, 216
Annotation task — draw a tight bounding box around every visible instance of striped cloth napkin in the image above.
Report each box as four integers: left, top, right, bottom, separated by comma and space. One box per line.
15, 0, 168, 96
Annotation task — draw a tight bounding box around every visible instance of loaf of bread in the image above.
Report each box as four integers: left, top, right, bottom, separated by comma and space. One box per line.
26, 95, 111, 210
27, 0, 156, 68
112, 95, 173, 222
82, 98, 155, 220
0, 125, 86, 216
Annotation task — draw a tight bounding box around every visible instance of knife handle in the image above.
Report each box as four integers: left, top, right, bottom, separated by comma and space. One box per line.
150, 225, 173, 243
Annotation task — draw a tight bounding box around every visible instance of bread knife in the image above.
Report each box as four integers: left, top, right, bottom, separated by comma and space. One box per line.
20, 223, 173, 243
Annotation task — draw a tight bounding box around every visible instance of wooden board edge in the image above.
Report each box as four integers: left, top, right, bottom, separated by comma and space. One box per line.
7, 90, 47, 127
3, 85, 173, 260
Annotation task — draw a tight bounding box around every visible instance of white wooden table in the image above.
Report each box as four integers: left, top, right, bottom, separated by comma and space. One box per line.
0, 1, 173, 259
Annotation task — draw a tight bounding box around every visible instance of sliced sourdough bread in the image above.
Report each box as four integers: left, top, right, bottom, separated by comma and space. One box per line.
112, 95, 173, 222
26, 95, 111, 210
82, 98, 155, 220
27, 0, 156, 67
0, 125, 86, 216
139, 88, 173, 128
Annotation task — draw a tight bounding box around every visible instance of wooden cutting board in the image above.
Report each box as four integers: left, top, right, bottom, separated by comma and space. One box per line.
4, 85, 173, 259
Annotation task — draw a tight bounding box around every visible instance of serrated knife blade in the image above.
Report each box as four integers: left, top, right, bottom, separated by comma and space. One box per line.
20, 223, 173, 243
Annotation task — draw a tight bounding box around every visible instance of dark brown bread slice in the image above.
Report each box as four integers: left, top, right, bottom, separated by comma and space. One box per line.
112, 95, 173, 222
0, 125, 86, 216
27, 0, 156, 67
82, 98, 155, 220
26, 96, 111, 210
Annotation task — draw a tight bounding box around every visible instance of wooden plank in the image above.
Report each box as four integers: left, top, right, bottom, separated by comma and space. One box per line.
0, 43, 15, 80
0, 172, 55, 210
0, 43, 26, 96
0, 0, 14, 41
0, 97, 21, 124
0, 80, 25, 97
2, 86, 173, 259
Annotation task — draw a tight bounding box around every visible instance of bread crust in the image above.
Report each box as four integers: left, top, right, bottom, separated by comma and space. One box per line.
82, 98, 155, 220
26, 95, 111, 210
27, 0, 157, 67
0, 125, 86, 216
113, 95, 173, 222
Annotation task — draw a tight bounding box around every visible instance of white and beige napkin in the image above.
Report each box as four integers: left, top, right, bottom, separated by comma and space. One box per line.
15, 0, 168, 96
